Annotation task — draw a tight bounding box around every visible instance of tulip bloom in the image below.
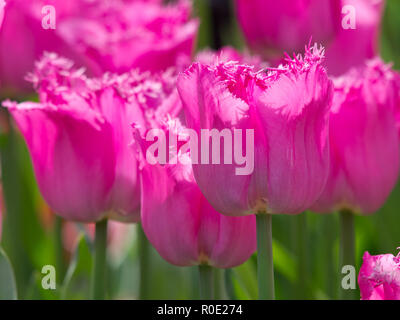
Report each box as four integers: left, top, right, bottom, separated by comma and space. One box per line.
0, 0, 197, 93
235, 0, 384, 76
312, 59, 400, 215
177, 44, 333, 217
235, 0, 341, 60
57, 0, 198, 74
135, 118, 256, 268
0, 0, 92, 92
358, 251, 400, 300
325, 0, 385, 76
3, 53, 180, 222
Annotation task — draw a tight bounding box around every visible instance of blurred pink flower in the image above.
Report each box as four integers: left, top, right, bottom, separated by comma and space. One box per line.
235, 0, 384, 76
3, 53, 180, 222
0, 0, 197, 93
177, 44, 332, 216
358, 251, 400, 300
0, 0, 94, 93
58, 0, 198, 74
312, 59, 400, 215
325, 0, 385, 76
134, 118, 256, 268
235, 0, 341, 61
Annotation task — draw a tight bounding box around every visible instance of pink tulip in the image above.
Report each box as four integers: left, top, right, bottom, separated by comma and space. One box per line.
235, 0, 341, 60
134, 118, 256, 268
358, 251, 400, 300
2, 53, 180, 222
235, 0, 384, 76
177, 44, 333, 216
325, 0, 385, 76
57, 0, 198, 73
0, 0, 93, 93
312, 59, 400, 215
0, 0, 197, 93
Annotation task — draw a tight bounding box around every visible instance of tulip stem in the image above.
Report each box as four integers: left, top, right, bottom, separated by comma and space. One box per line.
54, 216, 65, 283
138, 224, 151, 300
296, 213, 308, 299
91, 219, 108, 300
339, 209, 356, 300
256, 213, 275, 300
199, 265, 214, 300
224, 268, 237, 300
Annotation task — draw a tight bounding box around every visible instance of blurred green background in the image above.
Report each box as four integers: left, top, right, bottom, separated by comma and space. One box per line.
0, 0, 400, 300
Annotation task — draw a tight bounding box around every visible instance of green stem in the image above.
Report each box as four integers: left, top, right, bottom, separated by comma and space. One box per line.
214, 268, 226, 299
224, 268, 236, 300
256, 213, 275, 300
91, 219, 108, 300
199, 265, 214, 299
339, 209, 355, 300
322, 214, 336, 299
54, 216, 65, 283
138, 224, 151, 300
296, 213, 308, 299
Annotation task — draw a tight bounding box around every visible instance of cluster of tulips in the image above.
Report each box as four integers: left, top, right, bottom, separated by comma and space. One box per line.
0, 0, 400, 300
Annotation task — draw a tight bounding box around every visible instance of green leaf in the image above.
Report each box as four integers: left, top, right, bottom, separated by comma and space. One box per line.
232, 256, 257, 300
0, 246, 18, 300
61, 235, 93, 300
272, 239, 297, 284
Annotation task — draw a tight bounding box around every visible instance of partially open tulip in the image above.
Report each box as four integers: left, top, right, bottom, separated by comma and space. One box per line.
312, 59, 400, 215
235, 0, 341, 61
177, 44, 333, 216
358, 251, 400, 300
2, 53, 180, 222
325, 0, 385, 76
57, 0, 198, 74
0, 0, 197, 94
134, 118, 256, 268
0, 0, 92, 93
235, 0, 384, 76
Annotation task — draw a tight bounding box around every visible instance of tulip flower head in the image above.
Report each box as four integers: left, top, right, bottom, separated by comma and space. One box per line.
235, 0, 342, 60
312, 59, 400, 215
57, 0, 198, 74
134, 117, 257, 268
3, 52, 180, 223
0, 0, 197, 93
177, 44, 333, 216
325, 0, 385, 76
358, 251, 400, 300
235, 0, 385, 76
